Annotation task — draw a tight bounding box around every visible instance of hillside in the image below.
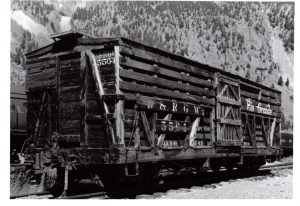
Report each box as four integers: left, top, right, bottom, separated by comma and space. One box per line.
10, 0, 294, 124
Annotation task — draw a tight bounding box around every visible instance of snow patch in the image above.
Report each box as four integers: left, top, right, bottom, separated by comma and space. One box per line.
270, 33, 294, 88
60, 16, 71, 32
11, 10, 49, 37
11, 10, 51, 46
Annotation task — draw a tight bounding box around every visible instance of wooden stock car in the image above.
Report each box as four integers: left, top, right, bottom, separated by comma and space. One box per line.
24, 31, 282, 196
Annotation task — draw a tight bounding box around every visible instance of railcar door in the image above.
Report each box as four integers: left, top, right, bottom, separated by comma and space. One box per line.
216, 75, 242, 147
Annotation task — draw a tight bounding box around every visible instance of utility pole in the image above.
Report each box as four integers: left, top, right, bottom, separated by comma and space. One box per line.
256, 68, 267, 84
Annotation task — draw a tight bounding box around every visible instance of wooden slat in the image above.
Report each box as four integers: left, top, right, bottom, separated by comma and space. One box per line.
120, 81, 215, 105
120, 56, 214, 88
217, 97, 241, 106
26, 55, 56, 65
114, 46, 124, 145
120, 69, 214, 97
240, 80, 280, 98
219, 77, 239, 87
26, 68, 56, 82
120, 46, 214, 79
86, 50, 116, 145
261, 89, 280, 99
26, 79, 57, 90
218, 118, 242, 126
140, 111, 152, 146
228, 85, 239, 101
240, 90, 280, 105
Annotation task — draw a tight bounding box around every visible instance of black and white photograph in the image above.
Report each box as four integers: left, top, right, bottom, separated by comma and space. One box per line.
7, 0, 296, 201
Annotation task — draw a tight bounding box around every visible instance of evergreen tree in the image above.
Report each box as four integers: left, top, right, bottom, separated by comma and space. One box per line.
245, 70, 250, 78
285, 77, 290, 87
255, 75, 261, 83
278, 76, 283, 86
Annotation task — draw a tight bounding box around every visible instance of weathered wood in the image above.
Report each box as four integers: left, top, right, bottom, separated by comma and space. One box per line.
120, 69, 214, 97
210, 108, 215, 144
120, 81, 215, 105
113, 46, 124, 145
219, 77, 239, 87
217, 97, 241, 106
240, 80, 280, 99
26, 69, 56, 82
26, 79, 57, 90
32, 92, 47, 139
80, 52, 88, 145
26, 56, 57, 65
140, 111, 152, 147
120, 56, 214, 88
218, 118, 242, 126
133, 110, 140, 148
86, 49, 114, 133
152, 113, 158, 146
120, 45, 215, 79
261, 118, 268, 146
269, 117, 276, 147
228, 85, 239, 101
240, 90, 280, 105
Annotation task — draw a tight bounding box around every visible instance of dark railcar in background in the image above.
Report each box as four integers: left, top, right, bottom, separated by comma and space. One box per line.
10, 85, 27, 155
281, 130, 293, 156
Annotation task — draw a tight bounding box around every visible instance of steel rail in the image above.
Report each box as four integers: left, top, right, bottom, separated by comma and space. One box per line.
10, 192, 50, 199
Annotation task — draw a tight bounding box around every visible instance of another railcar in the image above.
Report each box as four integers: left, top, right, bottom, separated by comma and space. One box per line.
10, 85, 27, 159
281, 130, 293, 156
24, 31, 282, 196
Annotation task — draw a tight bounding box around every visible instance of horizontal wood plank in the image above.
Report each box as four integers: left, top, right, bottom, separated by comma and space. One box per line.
120, 81, 215, 105
120, 46, 215, 79
120, 69, 214, 97
217, 97, 241, 106
120, 56, 214, 88
218, 118, 242, 126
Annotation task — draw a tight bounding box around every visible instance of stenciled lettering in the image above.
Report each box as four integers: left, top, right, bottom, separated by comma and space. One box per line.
244, 98, 273, 115
172, 102, 178, 112
160, 103, 167, 111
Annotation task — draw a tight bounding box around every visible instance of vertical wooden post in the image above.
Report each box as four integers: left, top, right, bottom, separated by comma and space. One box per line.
210, 108, 215, 145
86, 50, 116, 145
114, 46, 124, 145
134, 111, 141, 148
269, 117, 276, 147
56, 56, 61, 134
253, 114, 256, 145
214, 73, 219, 143
152, 113, 158, 147
80, 52, 88, 146
261, 117, 268, 146
140, 111, 152, 146
48, 93, 52, 139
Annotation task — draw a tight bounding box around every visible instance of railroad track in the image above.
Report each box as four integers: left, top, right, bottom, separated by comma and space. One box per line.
10, 162, 292, 199
259, 162, 293, 170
